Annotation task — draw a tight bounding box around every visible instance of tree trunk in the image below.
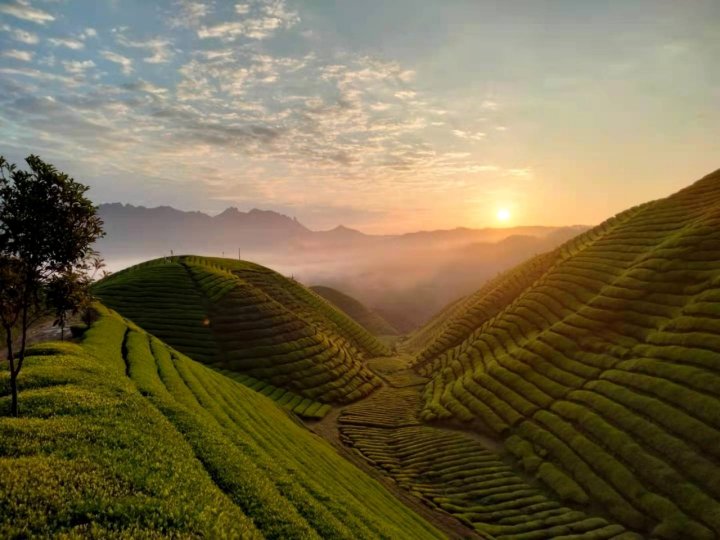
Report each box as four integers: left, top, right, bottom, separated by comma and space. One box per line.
60, 324, 64, 341
19, 301, 28, 367
9, 372, 17, 417
3, 325, 17, 417
13, 297, 30, 418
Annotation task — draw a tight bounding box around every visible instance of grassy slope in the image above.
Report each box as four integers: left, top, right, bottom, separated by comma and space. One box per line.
414, 169, 720, 539
310, 285, 399, 336
94, 256, 387, 408
0, 305, 440, 539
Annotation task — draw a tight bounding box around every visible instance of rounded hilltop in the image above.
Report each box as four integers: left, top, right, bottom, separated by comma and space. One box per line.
93, 255, 390, 410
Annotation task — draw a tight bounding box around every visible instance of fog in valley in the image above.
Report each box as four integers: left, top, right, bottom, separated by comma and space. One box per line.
96, 203, 587, 331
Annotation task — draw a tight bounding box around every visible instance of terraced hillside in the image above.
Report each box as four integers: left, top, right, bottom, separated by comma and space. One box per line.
94, 256, 386, 405
311, 285, 399, 336
414, 169, 720, 538
411, 204, 649, 366
0, 306, 440, 538
403, 294, 475, 354
327, 355, 630, 539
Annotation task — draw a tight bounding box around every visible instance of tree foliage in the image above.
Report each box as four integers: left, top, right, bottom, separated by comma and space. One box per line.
45, 269, 92, 340
0, 155, 104, 416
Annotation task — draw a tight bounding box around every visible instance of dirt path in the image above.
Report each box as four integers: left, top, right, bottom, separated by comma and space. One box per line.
1, 317, 69, 361
309, 355, 486, 540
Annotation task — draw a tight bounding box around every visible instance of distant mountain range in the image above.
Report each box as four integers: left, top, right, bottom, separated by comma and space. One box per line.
97, 203, 308, 258
95, 203, 589, 331
97, 203, 571, 255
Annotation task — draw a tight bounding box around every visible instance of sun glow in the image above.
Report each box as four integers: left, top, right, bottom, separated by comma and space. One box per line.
496, 208, 511, 223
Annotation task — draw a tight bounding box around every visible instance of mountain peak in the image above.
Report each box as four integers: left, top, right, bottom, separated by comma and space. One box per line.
217, 206, 241, 217
325, 224, 366, 237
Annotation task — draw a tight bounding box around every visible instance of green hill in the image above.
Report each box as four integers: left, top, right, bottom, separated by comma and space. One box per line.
0, 305, 440, 538
93, 256, 389, 407
412, 169, 720, 538
403, 294, 474, 353
310, 285, 399, 336
411, 205, 647, 365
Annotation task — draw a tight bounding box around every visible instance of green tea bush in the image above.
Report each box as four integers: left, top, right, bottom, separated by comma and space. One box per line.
0, 307, 442, 538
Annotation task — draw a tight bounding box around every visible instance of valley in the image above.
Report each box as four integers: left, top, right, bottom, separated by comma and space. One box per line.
312, 353, 630, 539
3, 166, 720, 539
2, 1, 718, 537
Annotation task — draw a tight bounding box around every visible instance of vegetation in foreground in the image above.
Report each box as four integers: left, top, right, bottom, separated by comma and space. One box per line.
0, 305, 440, 538
0, 155, 104, 417
413, 169, 720, 539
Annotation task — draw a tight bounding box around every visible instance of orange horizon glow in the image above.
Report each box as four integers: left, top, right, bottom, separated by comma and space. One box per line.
0, 1, 717, 236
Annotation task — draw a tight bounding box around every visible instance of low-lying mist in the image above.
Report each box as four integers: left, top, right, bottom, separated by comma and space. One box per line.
97, 203, 587, 332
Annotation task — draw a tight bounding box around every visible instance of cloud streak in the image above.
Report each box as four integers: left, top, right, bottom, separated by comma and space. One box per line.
0, 1, 54, 25
100, 50, 133, 74
1, 25, 40, 44
48, 37, 85, 50
3, 49, 34, 62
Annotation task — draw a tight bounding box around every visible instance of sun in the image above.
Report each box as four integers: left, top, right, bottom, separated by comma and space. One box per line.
496, 208, 511, 223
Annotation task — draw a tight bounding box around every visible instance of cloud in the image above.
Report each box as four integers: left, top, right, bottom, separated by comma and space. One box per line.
398, 70, 415, 83
198, 0, 299, 40
1, 25, 40, 44
0, 0, 529, 228
170, 0, 211, 28
394, 90, 417, 100
62, 59, 96, 75
480, 99, 499, 111
452, 129, 486, 141
3, 94, 120, 145
2, 49, 34, 62
100, 50, 133, 74
80, 27, 97, 39
0, 1, 54, 25
122, 79, 169, 97
115, 33, 174, 64
0, 66, 76, 86
507, 168, 533, 178
48, 37, 85, 50
37, 53, 55, 67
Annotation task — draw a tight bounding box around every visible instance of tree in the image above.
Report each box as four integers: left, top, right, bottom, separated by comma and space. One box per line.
45, 270, 91, 341
0, 155, 104, 416
87, 253, 110, 280
0, 256, 27, 388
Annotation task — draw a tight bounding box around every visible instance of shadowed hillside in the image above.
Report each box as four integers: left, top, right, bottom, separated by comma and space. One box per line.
310, 285, 399, 336
0, 306, 441, 538
93, 256, 388, 410
412, 168, 720, 539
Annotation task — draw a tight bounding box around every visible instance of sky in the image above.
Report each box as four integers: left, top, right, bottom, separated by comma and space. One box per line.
0, 0, 719, 233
